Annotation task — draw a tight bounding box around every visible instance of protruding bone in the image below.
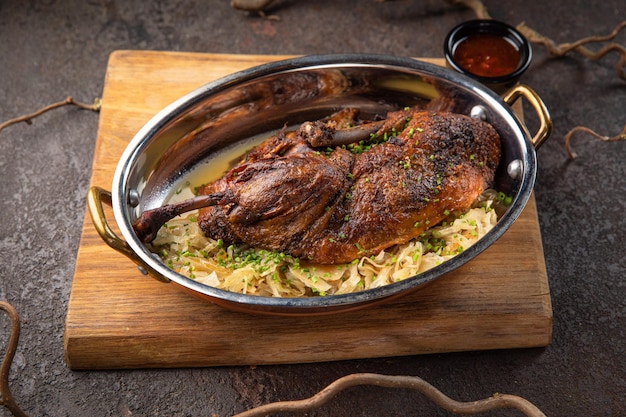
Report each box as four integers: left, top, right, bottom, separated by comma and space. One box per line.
299, 120, 385, 147
132, 192, 228, 243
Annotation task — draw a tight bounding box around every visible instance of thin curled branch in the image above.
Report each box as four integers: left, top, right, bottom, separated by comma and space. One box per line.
232, 373, 547, 417
0, 96, 101, 134
446, 0, 491, 19
0, 307, 548, 417
516, 20, 626, 80
0, 301, 28, 417
564, 124, 626, 159
518, 20, 626, 157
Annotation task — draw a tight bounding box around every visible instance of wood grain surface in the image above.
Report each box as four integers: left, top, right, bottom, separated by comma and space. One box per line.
64, 51, 552, 370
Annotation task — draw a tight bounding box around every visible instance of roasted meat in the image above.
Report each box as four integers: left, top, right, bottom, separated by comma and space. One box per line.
133, 107, 501, 264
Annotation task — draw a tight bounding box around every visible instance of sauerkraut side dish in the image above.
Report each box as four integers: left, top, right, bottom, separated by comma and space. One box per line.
150, 189, 510, 297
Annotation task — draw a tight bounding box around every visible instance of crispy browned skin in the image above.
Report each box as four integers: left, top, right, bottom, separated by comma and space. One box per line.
197, 108, 501, 264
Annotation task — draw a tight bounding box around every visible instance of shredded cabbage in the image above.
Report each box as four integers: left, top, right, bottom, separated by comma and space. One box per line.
150, 189, 503, 297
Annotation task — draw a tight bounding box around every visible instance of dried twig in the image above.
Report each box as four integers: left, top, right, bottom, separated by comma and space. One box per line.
516, 20, 626, 80
232, 373, 547, 417
518, 20, 626, 156
0, 301, 28, 417
2, 305, 549, 417
564, 124, 626, 159
230, 0, 275, 12
0, 96, 101, 134
446, 0, 491, 19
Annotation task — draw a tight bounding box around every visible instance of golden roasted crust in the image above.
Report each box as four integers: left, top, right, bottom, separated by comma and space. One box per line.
197, 108, 501, 264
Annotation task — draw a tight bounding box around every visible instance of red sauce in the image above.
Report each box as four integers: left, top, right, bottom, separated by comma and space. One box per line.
453, 33, 521, 77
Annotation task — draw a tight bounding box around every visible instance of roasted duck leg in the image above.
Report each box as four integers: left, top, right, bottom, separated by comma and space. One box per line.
132, 108, 370, 243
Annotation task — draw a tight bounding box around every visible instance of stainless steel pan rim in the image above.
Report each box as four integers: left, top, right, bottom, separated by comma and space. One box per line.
89, 53, 550, 315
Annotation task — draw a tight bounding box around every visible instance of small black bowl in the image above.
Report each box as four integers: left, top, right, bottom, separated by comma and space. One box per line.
444, 19, 532, 93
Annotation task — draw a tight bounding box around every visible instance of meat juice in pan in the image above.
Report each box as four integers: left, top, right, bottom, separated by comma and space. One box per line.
165, 129, 283, 204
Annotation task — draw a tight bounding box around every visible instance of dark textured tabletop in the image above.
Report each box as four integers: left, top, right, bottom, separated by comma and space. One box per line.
0, 1, 624, 416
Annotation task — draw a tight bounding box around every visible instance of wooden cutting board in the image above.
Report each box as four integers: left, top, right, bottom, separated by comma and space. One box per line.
64, 51, 552, 370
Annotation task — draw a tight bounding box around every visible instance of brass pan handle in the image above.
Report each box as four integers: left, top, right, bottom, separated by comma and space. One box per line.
87, 186, 170, 283
87, 186, 134, 258
501, 84, 552, 149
